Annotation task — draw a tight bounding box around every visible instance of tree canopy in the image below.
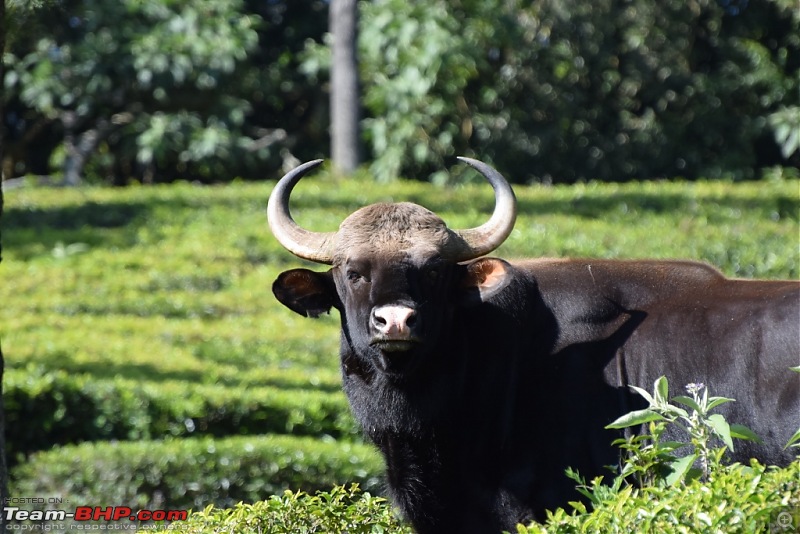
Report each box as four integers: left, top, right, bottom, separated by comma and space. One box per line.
3, 0, 798, 184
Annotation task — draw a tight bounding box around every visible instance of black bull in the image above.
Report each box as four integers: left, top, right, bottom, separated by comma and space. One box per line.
267, 159, 800, 533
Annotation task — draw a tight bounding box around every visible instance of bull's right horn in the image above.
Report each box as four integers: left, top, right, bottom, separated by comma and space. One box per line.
267, 159, 337, 264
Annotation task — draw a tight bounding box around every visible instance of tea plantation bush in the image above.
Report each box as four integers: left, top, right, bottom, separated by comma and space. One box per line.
164, 378, 800, 533
167, 485, 412, 534
172, 460, 798, 534
5, 367, 359, 463
523, 459, 800, 533
155, 461, 800, 534
14, 435, 383, 511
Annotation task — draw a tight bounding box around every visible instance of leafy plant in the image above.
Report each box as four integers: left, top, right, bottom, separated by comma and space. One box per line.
522, 459, 800, 533
165, 484, 412, 533
768, 107, 800, 159
519, 378, 799, 533
353, 0, 800, 183
358, 0, 476, 183
6, 0, 263, 184
606, 377, 762, 486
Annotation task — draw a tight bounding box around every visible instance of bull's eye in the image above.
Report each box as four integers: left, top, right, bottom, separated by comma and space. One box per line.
347, 270, 363, 284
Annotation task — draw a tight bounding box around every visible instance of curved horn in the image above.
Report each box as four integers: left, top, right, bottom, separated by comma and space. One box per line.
267, 159, 336, 264
452, 157, 517, 260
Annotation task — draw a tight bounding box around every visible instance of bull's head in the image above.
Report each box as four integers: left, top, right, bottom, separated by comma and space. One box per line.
269, 158, 517, 376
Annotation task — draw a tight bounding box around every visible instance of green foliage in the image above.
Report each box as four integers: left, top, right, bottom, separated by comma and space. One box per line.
769, 107, 800, 159
353, 0, 800, 182
520, 380, 800, 533
358, 0, 476, 183
5, 1, 60, 48
8, 0, 258, 158
155, 383, 800, 533
4, 368, 359, 465
6, 0, 798, 183
163, 485, 412, 533
12, 436, 383, 511
158, 459, 800, 533
607, 377, 761, 486
521, 459, 800, 533
4, 0, 329, 183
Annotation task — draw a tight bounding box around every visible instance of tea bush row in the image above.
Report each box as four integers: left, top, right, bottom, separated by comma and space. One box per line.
162, 484, 411, 534
164, 460, 798, 534
5, 368, 359, 464
161, 378, 800, 533
12, 435, 383, 512
520, 459, 800, 533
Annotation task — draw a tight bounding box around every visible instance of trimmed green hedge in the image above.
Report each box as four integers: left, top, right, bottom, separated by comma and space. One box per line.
523, 459, 800, 533
5, 368, 360, 464
164, 485, 412, 534
12, 435, 384, 511
158, 461, 800, 533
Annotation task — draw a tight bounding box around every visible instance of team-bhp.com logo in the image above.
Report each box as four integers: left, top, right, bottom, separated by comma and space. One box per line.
4, 500, 189, 531
5, 506, 188, 522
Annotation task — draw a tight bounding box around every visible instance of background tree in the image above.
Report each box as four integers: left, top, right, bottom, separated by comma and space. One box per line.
329, 0, 361, 174
244, 0, 329, 175
2, 0, 798, 184
5, 0, 260, 184
3, 0, 330, 184
355, 0, 799, 183
357, 0, 476, 183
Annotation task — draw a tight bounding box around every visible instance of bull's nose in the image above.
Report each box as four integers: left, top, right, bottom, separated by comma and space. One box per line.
371, 305, 417, 338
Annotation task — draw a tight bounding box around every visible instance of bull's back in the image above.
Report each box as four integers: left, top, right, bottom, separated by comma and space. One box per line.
630, 276, 797, 455
513, 257, 798, 314
513, 258, 799, 465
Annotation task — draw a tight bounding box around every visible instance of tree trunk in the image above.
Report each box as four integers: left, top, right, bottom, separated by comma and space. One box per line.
61, 113, 121, 186
329, 0, 361, 174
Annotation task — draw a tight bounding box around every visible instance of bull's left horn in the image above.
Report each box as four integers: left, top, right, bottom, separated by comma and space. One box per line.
451, 157, 517, 260
268, 159, 337, 264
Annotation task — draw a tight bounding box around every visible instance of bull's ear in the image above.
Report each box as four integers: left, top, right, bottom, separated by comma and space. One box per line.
273, 268, 338, 318
460, 257, 511, 304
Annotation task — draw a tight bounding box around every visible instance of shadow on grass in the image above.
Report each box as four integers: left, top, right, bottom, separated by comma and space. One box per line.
2, 200, 150, 259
